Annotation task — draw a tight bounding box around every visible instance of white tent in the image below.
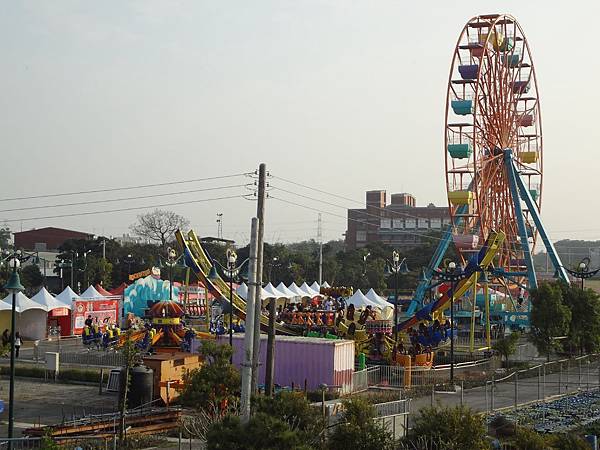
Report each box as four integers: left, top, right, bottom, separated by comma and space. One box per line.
80, 285, 105, 299
365, 288, 391, 308
288, 283, 310, 298
346, 290, 379, 309
0, 292, 47, 340
236, 283, 271, 301
263, 283, 289, 299
0, 292, 46, 313
236, 283, 249, 299
300, 282, 322, 298
310, 281, 321, 293
31, 287, 71, 311
56, 286, 80, 307
276, 282, 300, 303
321, 281, 331, 289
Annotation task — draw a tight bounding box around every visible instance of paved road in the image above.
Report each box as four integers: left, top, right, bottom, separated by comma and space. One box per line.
0, 377, 118, 436
409, 359, 600, 424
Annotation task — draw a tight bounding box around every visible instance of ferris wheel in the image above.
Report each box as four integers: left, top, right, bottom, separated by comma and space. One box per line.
443, 14, 558, 288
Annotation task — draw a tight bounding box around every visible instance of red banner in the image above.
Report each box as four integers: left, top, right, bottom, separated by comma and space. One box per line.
73, 299, 120, 335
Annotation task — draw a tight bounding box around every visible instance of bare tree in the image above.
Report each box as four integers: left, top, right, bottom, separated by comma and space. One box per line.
130, 209, 189, 247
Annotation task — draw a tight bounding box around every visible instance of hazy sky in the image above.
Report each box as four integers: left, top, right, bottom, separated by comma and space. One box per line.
1, 1, 599, 247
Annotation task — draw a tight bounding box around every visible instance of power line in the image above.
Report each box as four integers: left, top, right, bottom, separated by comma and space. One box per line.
0, 184, 247, 213
0, 172, 250, 203
3, 195, 245, 223
269, 194, 449, 243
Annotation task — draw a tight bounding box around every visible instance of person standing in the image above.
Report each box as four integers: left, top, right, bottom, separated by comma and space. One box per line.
14, 332, 22, 358
1, 329, 9, 347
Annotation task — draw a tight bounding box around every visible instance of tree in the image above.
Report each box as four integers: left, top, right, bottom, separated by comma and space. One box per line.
0, 226, 10, 248
492, 332, 520, 368
130, 209, 189, 248
21, 264, 44, 292
529, 282, 571, 361
179, 341, 240, 415
560, 284, 600, 355
118, 330, 142, 444
328, 399, 394, 450
404, 405, 490, 450
86, 256, 113, 287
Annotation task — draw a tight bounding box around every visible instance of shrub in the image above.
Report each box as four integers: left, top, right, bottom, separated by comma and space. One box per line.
328, 398, 394, 450
405, 405, 490, 450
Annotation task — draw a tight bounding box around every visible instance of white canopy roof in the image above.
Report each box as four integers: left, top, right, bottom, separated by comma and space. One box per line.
365, 288, 391, 308
0, 292, 45, 313
321, 281, 331, 288
346, 289, 380, 309
310, 281, 320, 293
236, 283, 248, 299
263, 283, 290, 299
80, 285, 105, 299
30, 287, 71, 311
288, 283, 309, 298
236, 282, 272, 301
55, 286, 80, 306
300, 282, 323, 298
276, 282, 297, 298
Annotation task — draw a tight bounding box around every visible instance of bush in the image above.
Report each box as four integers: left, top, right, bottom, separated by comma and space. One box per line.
206, 413, 312, 450
547, 433, 591, 450
509, 428, 547, 450
253, 391, 323, 440
488, 415, 516, 439
0, 366, 105, 383
328, 399, 394, 450
405, 405, 490, 450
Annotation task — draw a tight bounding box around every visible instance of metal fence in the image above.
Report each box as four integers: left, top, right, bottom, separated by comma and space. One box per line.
365, 358, 496, 389
58, 350, 125, 367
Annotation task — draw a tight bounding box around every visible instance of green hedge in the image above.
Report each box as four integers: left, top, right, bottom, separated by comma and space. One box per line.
0, 365, 108, 383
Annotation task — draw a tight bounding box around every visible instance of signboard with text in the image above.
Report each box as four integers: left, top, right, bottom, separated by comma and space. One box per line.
73, 299, 120, 335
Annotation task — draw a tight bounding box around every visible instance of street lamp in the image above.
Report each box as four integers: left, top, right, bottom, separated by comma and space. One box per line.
3, 252, 24, 450
432, 261, 469, 385
385, 250, 409, 360
123, 254, 135, 281
565, 258, 599, 291
209, 249, 249, 362
166, 247, 178, 301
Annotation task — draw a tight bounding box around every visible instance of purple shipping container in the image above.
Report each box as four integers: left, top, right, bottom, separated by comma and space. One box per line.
192, 334, 355, 391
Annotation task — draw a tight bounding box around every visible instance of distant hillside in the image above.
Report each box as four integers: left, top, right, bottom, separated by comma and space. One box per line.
534, 239, 600, 272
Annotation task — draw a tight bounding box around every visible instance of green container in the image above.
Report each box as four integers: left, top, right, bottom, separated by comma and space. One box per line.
448, 143, 473, 159
451, 100, 473, 116
529, 189, 538, 201
502, 54, 521, 67
358, 352, 366, 371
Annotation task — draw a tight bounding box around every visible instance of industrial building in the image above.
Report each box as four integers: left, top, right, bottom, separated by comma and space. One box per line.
345, 190, 450, 250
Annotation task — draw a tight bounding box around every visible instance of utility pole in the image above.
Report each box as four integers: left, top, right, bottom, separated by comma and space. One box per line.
241, 218, 259, 423
252, 163, 266, 393
317, 213, 323, 285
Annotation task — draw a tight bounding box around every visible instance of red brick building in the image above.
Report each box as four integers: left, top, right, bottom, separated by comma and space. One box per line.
14, 227, 94, 251
345, 191, 450, 250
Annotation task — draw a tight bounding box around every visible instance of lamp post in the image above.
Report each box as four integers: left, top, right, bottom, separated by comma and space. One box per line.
3, 251, 24, 450
208, 249, 249, 363
166, 247, 178, 301
385, 250, 409, 360
565, 258, 599, 291
432, 261, 469, 385
123, 254, 135, 282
